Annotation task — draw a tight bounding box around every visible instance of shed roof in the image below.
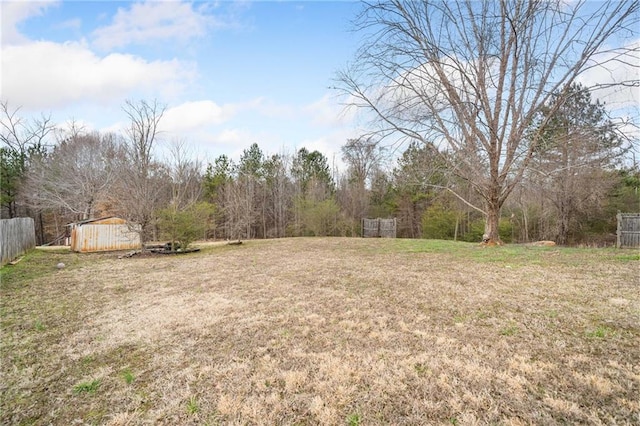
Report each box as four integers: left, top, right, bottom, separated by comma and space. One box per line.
69, 216, 129, 227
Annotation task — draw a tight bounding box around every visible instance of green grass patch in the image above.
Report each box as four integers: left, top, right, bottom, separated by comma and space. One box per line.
500, 324, 519, 336
346, 412, 362, 426
0, 248, 83, 289
30, 318, 47, 331
121, 369, 135, 385
186, 396, 199, 414
385, 238, 627, 268
1, 250, 55, 285
453, 315, 465, 324
414, 363, 430, 375
391, 238, 468, 254
73, 379, 101, 395
586, 325, 616, 339
616, 253, 640, 262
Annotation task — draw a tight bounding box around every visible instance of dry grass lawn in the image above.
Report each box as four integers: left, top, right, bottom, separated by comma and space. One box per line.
1, 238, 639, 425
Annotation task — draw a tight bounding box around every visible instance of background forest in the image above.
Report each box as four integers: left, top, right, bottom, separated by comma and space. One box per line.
1, 86, 638, 247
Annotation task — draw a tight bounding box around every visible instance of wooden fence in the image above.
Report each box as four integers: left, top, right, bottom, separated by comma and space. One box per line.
1, 217, 36, 265
617, 213, 640, 249
362, 218, 397, 238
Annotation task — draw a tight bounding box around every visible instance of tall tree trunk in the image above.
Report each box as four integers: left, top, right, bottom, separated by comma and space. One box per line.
38, 211, 45, 246
454, 215, 459, 241
484, 192, 502, 245
557, 198, 570, 245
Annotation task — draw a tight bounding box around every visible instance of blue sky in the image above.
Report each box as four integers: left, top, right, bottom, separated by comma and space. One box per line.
2, 1, 638, 167
1, 1, 365, 164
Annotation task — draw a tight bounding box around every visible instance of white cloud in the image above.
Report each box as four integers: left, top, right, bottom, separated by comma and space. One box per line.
217, 129, 254, 146
161, 98, 268, 134
303, 93, 357, 127
162, 101, 234, 133
0, 0, 59, 46
206, 128, 277, 161
99, 120, 127, 136
297, 136, 336, 157
157, 126, 274, 163
91, 1, 221, 50
1, 40, 195, 109
578, 40, 640, 109
298, 126, 362, 169
200, 127, 311, 163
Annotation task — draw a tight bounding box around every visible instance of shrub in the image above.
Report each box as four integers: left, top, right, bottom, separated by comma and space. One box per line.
297, 198, 343, 237
421, 203, 457, 239
157, 202, 215, 250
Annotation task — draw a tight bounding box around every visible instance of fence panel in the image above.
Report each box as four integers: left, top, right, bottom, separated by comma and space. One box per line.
362, 218, 397, 238
1, 217, 36, 265
617, 213, 640, 249
362, 218, 379, 238
379, 218, 397, 238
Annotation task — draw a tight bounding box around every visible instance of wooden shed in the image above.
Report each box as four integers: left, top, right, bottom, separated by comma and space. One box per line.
69, 217, 141, 253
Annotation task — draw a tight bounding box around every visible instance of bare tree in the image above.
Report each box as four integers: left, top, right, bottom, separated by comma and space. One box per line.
115, 99, 167, 245
0, 101, 54, 159
164, 139, 203, 210
263, 153, 292, 238
0, 101, 54, 218
339, 0, 639, 244
224, 176, 252, 241
235, 143, 265, 239
25, 132, 121, 220
340, 137, 385, 234
342, 137, 384, 189
156, 139, 213, 249
526, 83, 627, 244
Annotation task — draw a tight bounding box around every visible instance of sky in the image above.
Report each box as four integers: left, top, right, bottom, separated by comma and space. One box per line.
1, 0, 638, 168
1, 0, 366, 166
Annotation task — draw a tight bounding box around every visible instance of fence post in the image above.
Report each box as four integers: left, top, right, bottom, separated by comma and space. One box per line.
616, 212, 621, 249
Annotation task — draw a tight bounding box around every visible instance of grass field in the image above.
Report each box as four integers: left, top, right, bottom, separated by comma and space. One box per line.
1, 238, 639, 425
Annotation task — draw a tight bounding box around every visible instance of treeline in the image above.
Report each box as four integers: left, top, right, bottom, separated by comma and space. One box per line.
204, 138, 638, 245
1, 89, 638, 246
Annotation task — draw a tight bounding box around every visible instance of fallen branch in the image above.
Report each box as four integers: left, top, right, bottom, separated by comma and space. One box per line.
8, 256, 24, 265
